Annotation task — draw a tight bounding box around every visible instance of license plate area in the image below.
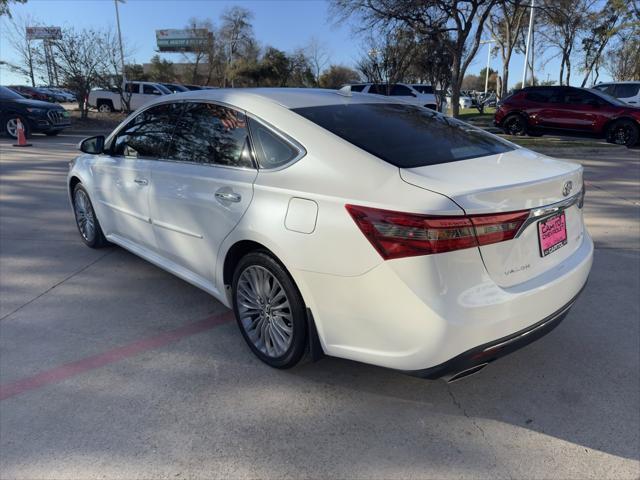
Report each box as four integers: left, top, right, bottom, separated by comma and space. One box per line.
538, 212, 567, 257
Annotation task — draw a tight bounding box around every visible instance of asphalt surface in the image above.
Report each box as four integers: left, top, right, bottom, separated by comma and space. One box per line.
0, 132, 638, 479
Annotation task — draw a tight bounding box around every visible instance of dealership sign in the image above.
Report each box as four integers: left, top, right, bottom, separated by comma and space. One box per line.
155, 29, 211, 52
26, 26, 62, 41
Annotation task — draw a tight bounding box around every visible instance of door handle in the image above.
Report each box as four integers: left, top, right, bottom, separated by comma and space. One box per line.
134, 178, 148, 186
215, 191, 241, 203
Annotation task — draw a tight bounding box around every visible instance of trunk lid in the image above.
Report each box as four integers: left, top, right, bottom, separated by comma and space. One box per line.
400, 149, 585, 287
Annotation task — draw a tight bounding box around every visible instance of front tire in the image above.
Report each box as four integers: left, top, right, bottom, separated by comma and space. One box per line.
5, 115, 29, 139
502, 113, 528, 136
607, 119, 639, 147
232, 251, 307, 369
97, 101, 114, 113
72, 184, 108, 248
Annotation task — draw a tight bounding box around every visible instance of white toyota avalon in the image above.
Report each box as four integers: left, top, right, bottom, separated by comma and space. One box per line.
68, 88, 593, 381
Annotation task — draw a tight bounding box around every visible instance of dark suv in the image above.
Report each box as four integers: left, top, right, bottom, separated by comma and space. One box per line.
0, 86, 71, 138
495, 86, 640, 147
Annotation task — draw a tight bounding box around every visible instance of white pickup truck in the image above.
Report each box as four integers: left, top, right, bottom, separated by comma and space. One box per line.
88, 81, 172, 113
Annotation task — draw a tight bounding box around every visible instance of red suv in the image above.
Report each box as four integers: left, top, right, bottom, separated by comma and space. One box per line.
495, 86, 640, 147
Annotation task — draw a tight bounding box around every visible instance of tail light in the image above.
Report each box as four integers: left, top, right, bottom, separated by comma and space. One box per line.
345, 204, 529, 260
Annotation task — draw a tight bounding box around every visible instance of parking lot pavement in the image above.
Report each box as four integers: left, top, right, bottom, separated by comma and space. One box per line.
1, 133, 638, 479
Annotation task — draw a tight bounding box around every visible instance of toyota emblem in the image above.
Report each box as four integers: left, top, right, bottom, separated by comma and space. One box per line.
562, 181, 573, 197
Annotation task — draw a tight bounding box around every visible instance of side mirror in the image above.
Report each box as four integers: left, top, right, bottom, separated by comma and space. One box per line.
79, 135, 105, 154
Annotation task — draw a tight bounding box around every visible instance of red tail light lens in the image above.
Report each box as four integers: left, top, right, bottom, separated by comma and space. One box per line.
345, 204, 529, 260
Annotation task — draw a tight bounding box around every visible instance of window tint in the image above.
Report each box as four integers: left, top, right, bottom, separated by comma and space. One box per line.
124, 83, 138, 94
525, 89, 559, 103
413, 85, 434, 94
169, 102, 253, 168
615, 83, 640, 98
293, 103, 514, 168
390, 84, 413, 96
249, 118, 299, 169
593, 84, 616, 95
564, 90, 597, 105
350, 85, 366, 92
143, 84, 162, 95
368, 84, 388, 95
111, 103, 181, 158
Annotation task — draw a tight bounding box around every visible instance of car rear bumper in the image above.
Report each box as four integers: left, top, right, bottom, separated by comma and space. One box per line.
404, 285, 584, 379
293, 230, 593, 374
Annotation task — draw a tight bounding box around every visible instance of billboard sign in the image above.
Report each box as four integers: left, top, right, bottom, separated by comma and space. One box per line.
26, 26, 62, 41
156, 29, 211, 52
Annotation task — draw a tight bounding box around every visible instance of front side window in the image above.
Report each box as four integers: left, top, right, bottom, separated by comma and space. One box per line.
111, 103, 181, 158
350, 85, 366, 92
249, 118, 299, 169
143, 84, 162, 95
293, 103, 514, 168
564, 90, 597, 105
168, 102, 253, 168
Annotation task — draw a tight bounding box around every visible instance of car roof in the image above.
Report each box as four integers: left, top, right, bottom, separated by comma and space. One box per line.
160, 87, 397, 110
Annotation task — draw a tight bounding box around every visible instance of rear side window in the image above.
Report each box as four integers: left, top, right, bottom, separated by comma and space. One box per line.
293, 103, 514, 168
249, 118, 299, 169
124, 83, 138, 94
111, 103, 181, 158
413, 85, 434, 94
593, 84, 616, 95
168, 102, 253, 168
615, 83, 640, 98
368, 84, 388, 95
350, 85, 366, 92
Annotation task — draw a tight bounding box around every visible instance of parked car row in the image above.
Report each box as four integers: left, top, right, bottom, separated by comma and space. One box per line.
341, 83, 441, 111
88, 81, 219, 112
0, 86, 71, 138
494, 85, 640, 147
7, 85, 76, 103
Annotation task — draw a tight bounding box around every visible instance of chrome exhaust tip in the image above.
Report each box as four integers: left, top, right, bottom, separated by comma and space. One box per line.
444, 363, 489, 383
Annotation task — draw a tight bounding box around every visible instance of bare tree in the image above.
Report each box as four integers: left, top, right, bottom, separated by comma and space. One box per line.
305, 36, 331, 85
0, 0, 27, 17
332, 0, 498, 117
181, 17, 214, 85
2, 14, 44, 86
318, 64, 361, 88
356, 29, 418, 84
604, 34, 640, 81
580, 0, 636, 86
488, 0, 528, 98
538, 0, 595, 86
50, 27, 112, 118
220, 6, 254, 87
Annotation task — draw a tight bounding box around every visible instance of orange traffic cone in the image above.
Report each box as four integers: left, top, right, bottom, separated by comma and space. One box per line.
13, 119, 32, 147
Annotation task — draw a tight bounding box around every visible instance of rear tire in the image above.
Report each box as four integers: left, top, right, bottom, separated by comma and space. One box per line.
232, 251, 307, 369
606, 119, 639, 147
502, 113, 528, 136
72, 183, 108, 248
97, 101, 114, 113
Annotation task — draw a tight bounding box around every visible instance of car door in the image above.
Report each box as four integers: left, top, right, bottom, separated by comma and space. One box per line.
557, 89, 605, 132
149, 101, 257, 286
91, 102, 181, 250
139, 84, 164, 110
532, 88, 569, 129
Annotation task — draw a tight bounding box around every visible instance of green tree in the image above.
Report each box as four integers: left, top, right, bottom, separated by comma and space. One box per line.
318, 64, 361, 88
147, 55, 175, 82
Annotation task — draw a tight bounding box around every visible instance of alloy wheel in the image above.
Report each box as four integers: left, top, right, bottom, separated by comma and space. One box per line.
98, 104, 111, 113
612, 125, 632, 145
236, 265, 293, 358
74, 189, 96, 242
6, 118, 18, 137
505, 116, 525, 135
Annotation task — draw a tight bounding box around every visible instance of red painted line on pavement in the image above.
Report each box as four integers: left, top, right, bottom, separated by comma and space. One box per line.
0, 311, 234, 401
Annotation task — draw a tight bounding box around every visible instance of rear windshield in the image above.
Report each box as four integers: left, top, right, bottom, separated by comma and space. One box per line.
292, 103, 514, 168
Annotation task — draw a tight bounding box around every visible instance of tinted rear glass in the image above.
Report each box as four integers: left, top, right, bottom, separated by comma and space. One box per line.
293, 103, 515, 168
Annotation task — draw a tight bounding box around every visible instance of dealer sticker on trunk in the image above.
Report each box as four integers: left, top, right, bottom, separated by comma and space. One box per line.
538, 212, 568, 257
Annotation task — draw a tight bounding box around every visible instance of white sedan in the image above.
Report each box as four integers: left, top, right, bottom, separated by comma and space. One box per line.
68, 88, 592, 381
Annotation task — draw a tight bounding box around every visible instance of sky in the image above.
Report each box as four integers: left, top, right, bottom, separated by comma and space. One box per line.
0, 0, 611, 89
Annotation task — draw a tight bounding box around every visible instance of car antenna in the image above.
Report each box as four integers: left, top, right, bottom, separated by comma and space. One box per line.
336, 85, 352, 97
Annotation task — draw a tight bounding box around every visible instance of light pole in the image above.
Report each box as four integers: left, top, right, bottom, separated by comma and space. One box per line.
114, 0, 128, 106
480, 39, 495, 94
522, 0, 535, 88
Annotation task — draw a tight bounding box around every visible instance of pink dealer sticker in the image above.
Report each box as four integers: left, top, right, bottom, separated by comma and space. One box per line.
538, 212, 568, 257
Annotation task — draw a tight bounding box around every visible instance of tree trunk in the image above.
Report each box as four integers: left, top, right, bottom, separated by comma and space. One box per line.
502, 62, 510, 98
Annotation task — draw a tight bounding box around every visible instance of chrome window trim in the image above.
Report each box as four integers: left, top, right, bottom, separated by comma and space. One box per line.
514, 187, 584, 238
104, 98, 260, 172
245, 113, 307, 172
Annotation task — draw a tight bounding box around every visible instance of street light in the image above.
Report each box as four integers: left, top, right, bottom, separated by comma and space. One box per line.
114, 0, 127, 103
522, 0, 535, 88
480, 39, 495, 94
